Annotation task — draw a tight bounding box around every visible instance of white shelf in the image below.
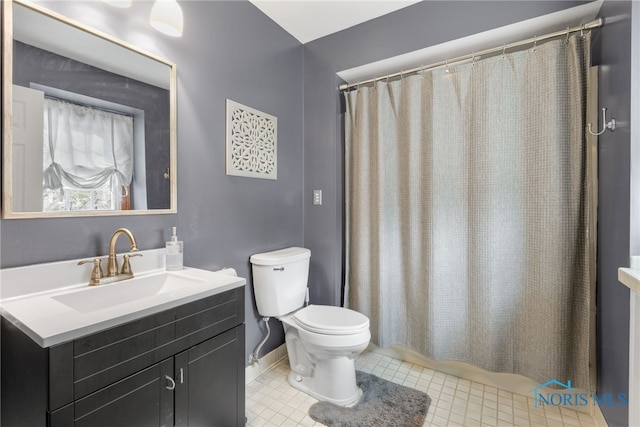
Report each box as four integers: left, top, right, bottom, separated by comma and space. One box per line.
618, 267, 640, 293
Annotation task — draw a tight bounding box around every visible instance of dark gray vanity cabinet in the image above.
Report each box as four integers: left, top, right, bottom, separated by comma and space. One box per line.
1, 287, 245, 427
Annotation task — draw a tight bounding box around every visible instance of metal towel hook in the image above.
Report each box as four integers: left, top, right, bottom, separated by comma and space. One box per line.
587, 107, 616, 136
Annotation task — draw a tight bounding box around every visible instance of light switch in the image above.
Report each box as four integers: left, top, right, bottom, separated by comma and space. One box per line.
313, 190, 322, 205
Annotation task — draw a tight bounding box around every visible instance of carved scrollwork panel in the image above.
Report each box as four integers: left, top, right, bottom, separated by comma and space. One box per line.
226, 100, 277, 180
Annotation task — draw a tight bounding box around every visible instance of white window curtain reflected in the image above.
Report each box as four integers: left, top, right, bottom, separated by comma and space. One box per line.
42, 98, 134, 198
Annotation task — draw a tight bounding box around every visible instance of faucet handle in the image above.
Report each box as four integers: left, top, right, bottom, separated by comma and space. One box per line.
78, 258, 104, 286
121, 253, 143, 275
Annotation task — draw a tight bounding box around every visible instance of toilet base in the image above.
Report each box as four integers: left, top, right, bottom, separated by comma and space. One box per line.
287, 370, 363, 406
278, 308, 370, 407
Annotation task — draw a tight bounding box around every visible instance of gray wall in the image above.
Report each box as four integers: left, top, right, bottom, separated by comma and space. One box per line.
1, 0, 303, 363
593, 1, 633, 426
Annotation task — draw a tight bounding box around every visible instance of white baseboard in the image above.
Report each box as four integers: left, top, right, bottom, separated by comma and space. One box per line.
593, 408, 608, 427
245, 344, 287, 385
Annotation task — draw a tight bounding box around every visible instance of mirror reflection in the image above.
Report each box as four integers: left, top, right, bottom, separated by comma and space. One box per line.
3, 0, 176, 218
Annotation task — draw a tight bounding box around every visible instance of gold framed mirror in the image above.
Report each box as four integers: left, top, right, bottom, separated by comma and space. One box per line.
2, 0, 177, 218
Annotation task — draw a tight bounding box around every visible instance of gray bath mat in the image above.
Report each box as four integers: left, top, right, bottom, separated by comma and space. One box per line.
309, 371, 431, 427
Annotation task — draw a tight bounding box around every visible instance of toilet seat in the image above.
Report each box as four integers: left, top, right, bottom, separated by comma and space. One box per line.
293, 305, 369, 335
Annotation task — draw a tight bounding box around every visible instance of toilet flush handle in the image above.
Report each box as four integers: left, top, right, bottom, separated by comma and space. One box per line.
273, 267, 285, 271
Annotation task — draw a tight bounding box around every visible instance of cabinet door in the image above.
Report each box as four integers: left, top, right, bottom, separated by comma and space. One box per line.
175, 326, 245, 427
50, 359, 174, 427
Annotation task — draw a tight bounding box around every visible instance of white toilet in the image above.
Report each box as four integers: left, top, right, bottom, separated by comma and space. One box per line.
250, 247, 371, 406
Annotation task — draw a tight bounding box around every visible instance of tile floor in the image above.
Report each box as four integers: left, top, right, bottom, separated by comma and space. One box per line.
246, 350, 601, 427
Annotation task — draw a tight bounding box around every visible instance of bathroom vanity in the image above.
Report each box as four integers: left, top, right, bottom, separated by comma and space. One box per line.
0, 250, 246, 427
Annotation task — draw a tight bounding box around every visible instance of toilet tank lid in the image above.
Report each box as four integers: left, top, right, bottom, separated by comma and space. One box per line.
250, 247, 311, 266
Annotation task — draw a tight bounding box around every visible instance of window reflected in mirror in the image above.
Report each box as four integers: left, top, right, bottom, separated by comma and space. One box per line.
40, 97, 134, 212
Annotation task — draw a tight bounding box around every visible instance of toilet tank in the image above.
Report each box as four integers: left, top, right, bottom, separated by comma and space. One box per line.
250, 247, 311, 317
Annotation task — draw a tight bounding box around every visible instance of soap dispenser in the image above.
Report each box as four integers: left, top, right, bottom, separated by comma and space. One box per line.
166, 227, 183, 270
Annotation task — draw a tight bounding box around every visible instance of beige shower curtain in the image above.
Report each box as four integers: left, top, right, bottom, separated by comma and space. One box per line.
344, 33, 592, 388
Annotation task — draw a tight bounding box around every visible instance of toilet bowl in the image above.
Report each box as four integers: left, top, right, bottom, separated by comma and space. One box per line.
250, 247, 371, 406
280, 305, 370, 405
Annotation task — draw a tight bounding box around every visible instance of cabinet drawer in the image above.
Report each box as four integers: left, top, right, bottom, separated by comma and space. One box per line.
49, 359, 174, 427
50, 287, 244, 405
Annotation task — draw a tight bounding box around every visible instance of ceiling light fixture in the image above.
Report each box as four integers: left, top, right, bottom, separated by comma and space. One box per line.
149, 0, 184, 37
101, 0, 132, 8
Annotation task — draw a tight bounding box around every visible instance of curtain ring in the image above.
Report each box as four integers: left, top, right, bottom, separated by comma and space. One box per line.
565, 27, 571, 44
532, 35, 537, 52
420, 64, 425, 78
471, 52, 476, 66
580, 24, 585, 38
501, 43, 506, 58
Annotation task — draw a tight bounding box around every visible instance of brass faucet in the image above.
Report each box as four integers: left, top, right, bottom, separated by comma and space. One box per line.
78, 228, 143, 286
107, 228, 139, 276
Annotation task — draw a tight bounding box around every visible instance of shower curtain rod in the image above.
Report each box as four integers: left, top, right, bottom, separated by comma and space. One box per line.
339, 18, 603, 91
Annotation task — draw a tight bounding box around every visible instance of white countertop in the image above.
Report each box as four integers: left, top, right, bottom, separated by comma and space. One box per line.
0, 250, 245, 347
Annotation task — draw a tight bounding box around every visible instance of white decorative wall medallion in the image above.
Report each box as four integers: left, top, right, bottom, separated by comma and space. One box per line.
226, 100, 277, 180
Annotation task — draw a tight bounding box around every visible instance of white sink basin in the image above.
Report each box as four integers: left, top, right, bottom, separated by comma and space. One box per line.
52, 271, 208, 313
